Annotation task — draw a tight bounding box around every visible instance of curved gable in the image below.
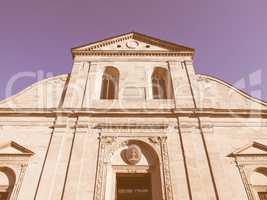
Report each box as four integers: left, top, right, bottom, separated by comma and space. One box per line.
0, 74, 68, 109
196, 74, 267, 110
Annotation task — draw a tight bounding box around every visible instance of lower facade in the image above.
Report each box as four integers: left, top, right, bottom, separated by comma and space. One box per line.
1, 115, 267, 200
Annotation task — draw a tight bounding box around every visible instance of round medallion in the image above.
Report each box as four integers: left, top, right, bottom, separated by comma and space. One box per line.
125, 145, 142, 165
126, 41, 139, 49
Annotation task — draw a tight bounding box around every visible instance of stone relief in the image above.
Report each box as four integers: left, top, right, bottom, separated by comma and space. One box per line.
123, 144, 142, 165
126, 41, 139, 49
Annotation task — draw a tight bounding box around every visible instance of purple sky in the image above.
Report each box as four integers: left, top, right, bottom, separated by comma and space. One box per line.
0, 0, 266, 101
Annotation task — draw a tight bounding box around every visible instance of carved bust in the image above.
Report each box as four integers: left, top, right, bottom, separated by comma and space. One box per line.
124, 145, 142, 165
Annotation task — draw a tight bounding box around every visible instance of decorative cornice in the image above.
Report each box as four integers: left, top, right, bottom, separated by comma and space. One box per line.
228, 142, 267, 158
94, 123, 169, 129
71, 50, 193, 57
0, 141, 34, 156
0, 108, 267, 118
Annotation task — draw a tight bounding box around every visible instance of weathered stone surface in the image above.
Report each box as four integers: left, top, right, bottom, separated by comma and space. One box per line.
0, 32, 266, 200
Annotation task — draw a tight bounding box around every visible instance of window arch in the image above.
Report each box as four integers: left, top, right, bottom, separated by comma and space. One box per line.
251, 167, 267, 200
0, 167, 16, 200
151, 67, 173, 99
100, 67, 119, 99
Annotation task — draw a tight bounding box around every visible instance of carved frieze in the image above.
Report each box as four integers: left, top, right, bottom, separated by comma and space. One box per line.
148, 136, 161, 144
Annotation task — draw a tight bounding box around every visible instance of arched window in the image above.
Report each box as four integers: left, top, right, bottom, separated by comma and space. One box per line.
100, 67, 119, 99
0, 167, 16, 200
151, 67, 173, 99
251, 167, 267, 200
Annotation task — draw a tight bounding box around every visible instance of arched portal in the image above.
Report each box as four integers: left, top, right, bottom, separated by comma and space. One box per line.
0, 167, 16, 200
105, 140, 163, 200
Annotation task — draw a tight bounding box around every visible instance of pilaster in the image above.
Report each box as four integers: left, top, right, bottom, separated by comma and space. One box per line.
178, 117, 218, 200
62, 61, 90, 108
166, 122, 191, 200
35, 116, 76, 200
168, 61, 195, 109
62, 117, 99, 200
182, 60, 202, 108
145, 66, 154, 100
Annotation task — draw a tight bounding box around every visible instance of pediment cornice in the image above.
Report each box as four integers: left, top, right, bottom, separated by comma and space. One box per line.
71, 50, 193, 57
71, 32, 194, 57
228, 142, 267, 158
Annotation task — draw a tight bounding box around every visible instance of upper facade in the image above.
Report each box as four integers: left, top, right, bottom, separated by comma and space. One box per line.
0, 32, 266, 115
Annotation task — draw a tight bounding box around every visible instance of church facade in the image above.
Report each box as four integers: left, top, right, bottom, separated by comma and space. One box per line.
0, 32, 267, 200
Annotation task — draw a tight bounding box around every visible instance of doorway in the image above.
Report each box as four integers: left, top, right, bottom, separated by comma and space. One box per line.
116, 173, 152, 200
0, 192, 8, 200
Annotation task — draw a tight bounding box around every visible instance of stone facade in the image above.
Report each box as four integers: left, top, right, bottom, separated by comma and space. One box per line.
0, 32, 267, 200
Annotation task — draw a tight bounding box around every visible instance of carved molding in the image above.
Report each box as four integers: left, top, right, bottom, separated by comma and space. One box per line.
94, 123, 170, 130
159, 136, 174, 200
72, 51, 193, 57
94, 137, 106, 200
10, 164, 28, 200
148, 136, 161, 144
238, 165, 255, 200
0, 160, 31, 200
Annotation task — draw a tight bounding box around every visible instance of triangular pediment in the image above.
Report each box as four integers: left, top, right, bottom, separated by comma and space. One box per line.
229, 142, 267, 157
71, 32, 194, 55
0, 141, 33, 156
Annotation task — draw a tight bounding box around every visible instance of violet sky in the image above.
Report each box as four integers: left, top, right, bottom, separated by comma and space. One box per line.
0, 0, 266, 101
